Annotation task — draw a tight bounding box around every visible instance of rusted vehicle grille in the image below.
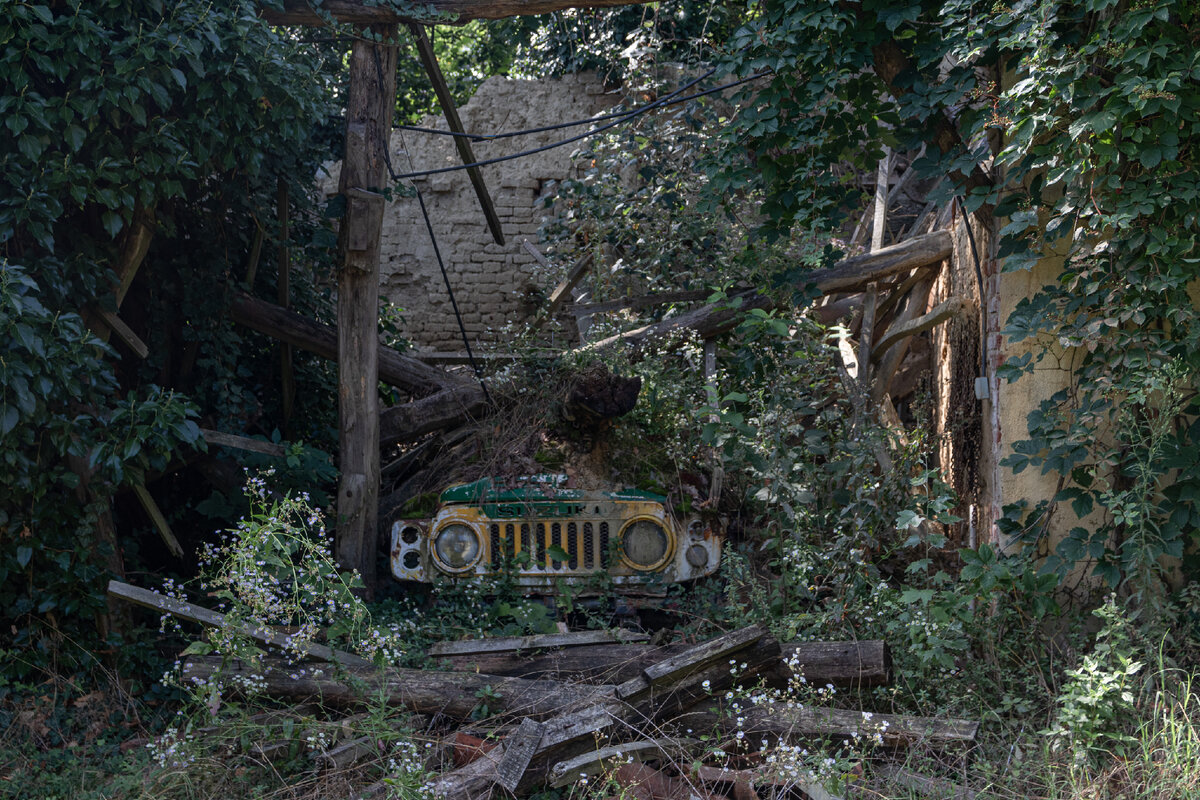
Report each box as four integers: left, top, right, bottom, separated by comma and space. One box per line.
487, 521, 611, 572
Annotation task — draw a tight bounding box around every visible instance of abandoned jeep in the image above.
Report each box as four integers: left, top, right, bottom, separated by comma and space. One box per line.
389, 475, 721, 595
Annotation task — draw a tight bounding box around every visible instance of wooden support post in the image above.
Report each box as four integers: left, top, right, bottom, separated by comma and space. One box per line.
277, 178, 295, 435
335, 26, 398, 600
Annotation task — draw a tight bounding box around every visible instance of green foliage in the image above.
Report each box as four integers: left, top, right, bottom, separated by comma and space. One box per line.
0, 0, 342, 682
1044, 597, 1144, 771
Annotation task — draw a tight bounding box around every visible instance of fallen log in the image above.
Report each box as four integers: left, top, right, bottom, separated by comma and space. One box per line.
677, 703, 979, 748
437, 639, 891, 689
180, 656, 609, 721
549, 738, 699, 788
107, 580, 371, 667
576, 232, 949, 355
228, 291, 457, 397
428, 629, 647, 657
378, 384, 488, 445
429, 626, 774, 798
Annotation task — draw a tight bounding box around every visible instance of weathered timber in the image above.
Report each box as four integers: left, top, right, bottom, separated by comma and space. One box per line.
802, 231, 951, 295
577, 232, 949, 354
694, 766, 836, 800
107, 580, 371, 667
428, 629, 647, 657
568, 290, 712, 316
871, 295, 969, 359
335, 25, 396, 601
427, 701, 623, 799
436, 639, 890, 688
679, 703, 979, 747
378, 383, 488, 444
871, 274, 935, 405
263, 0, 652, 26
636, 637, 783, 723
874, 764, 977, 800
200, 428, 288, 458
131, 485, 184, 559
228, 292, 456, 396
530, 250, 594, 330
408, 23, 503, 246
639, 626, 764, 689
550, 738, 698, 788
181, 655, 611, 720
774, 640, 892, 688
94, 308, 148, 359
581, 291, 776, 353
493, 717, 544, 793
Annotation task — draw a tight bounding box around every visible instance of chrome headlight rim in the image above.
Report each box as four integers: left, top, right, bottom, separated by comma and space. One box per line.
431, 522, 483, 573
617, 516, 674, 572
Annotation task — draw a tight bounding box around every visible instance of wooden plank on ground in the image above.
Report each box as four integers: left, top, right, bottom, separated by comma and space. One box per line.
493, 717, 544, 793
429, 629, 647, 657
639, 626, 763, 689
107, 580, 371, 667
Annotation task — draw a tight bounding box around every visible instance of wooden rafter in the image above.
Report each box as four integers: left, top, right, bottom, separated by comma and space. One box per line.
262, 0, 652, 26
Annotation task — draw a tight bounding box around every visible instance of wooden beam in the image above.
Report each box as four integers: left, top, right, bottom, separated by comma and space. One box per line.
228, 292, 458, 396
180, 654, 609, 719
335, 25, 398, 600
107, 580, 371, 666
408, 23, 504, 246
131, 485, 184, 559
803, 230, 951, 295
262, 0, 652, 26
94, 308, 148, 359
428, 629, 647, 657
567, 289, 711, 316
200, 428, 288, 458
872, 295, 969, 360
529, 249, 594, 330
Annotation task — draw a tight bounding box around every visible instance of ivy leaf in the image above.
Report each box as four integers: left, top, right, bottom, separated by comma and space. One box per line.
16, 547, 33, 568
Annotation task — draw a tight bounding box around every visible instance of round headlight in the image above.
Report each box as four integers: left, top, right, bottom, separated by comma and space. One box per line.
433, 523, 481, 571
620, 519, 670, 570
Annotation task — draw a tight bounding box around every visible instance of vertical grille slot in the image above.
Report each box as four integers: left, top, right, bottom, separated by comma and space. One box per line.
583, 522, 595, 569
536, 522, 548, 570
519, 523, 530, 559
550, 522, 563, 569
599, 521, 610, 568
489, 524, 502, 568
566, 522, 579, 569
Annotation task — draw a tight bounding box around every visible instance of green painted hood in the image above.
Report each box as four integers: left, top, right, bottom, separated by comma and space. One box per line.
438, 475, 665, 505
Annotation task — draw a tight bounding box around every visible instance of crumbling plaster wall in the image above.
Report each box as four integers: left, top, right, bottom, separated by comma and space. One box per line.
321, 72, 617, 352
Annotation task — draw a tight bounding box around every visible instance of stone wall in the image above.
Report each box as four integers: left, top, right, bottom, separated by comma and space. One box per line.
321, 72, 616, 353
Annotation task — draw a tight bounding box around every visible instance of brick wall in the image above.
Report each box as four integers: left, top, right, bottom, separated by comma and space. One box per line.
321, 72, 616, 353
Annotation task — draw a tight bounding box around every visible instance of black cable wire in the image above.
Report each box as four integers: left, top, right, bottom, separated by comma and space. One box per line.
395, 64, 722, 142
388, 69, 771, 180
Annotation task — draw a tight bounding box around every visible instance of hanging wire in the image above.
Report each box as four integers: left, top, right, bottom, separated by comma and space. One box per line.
388, 69, 770, 179
394, 63, 724, 141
